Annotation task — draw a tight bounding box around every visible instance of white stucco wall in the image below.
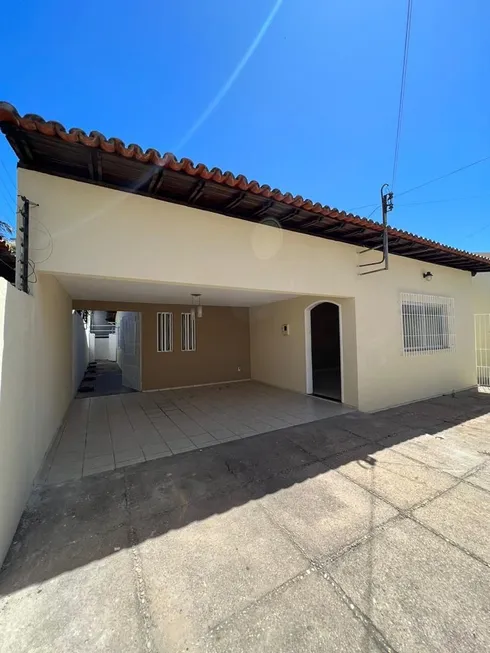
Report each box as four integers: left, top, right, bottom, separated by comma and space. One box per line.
19, 169, 477, 412
94, 333, 117, 361
0, 273, 73, 563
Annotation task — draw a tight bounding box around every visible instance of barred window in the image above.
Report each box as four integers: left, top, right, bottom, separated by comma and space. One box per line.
401, 293, 455, 355
181, 312, 196, 351
157, 312, 173, 352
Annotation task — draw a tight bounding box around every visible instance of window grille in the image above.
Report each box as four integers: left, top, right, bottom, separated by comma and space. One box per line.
400, 293, 455, 355
157, 312, 173, 352
181, 312, 196, 351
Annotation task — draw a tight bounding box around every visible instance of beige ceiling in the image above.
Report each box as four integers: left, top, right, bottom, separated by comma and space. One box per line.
54, 273, 300, 307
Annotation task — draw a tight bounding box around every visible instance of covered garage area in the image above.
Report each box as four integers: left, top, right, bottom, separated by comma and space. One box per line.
40, 381, 352, 484
39, 273, 357, 484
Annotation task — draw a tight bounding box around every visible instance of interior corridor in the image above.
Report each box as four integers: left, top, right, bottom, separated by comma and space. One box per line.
77, 361, 137, 398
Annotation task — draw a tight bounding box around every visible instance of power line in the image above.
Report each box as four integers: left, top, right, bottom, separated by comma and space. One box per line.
0, 157, 16, 191
0, 175, 16, 207
366, 205, 380, 219
349, 155, 490, 214
391, 0, 413, 192
396, 155, 490, 198
0, 187, 16, 216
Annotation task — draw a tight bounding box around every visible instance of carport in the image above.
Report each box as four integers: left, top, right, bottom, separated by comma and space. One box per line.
40, 381, 352, 484
38, 273, 360, 483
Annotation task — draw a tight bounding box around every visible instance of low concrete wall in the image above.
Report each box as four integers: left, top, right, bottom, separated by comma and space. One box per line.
0, 274, 72, 564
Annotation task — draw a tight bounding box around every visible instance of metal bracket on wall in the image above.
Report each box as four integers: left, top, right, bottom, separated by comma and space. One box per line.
358, 183, 393, 276
17, 195, 39, 293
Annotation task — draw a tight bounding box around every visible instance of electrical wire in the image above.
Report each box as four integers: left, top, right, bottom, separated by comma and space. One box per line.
349, 156, 490, 214
0, 183, 16, 213
29, 216, 54, 264
0, 256, 16, 275
28, 259, 38, 283
396, 155, 490, 198
391, 0, 413, 192
0, 157, 16, 191
366, 205, 380, 219
0, 174, 16, 206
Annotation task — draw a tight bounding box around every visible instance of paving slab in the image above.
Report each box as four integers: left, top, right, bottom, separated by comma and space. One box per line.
327, 411, 405, 441
327, 518, 490, 653
379, 431, 487, 476
442, 423, 490, 453
217, 431, 316, 483
334, 445, 458, 509
284, 420, 367, 458
465, 461, 490, 491
3, 389, 490, 653
0, 535, 144, 653
250, 463, 397, 560
135, 493, 309, 652
209, 568, 384, 653
125, 446, 247, 519
413, 480, 490, 563
3, 472, 128, 563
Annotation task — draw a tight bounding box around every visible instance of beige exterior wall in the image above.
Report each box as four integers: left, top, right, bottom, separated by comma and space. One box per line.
250, 296, 359, 407
21, 170, 477, 412
473, 272, 490, 314
73, 300, 251, 390
0, 274, 72, 563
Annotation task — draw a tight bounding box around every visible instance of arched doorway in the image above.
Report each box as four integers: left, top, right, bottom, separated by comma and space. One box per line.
306, 302, 342, 401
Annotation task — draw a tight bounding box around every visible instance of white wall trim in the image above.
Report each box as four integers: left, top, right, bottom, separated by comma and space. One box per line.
304, 300, 344, 402
144, 378, 251, 393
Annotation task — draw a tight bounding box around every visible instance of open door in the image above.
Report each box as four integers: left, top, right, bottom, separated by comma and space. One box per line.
119, 312, 141, 391
310, 302, 342, 401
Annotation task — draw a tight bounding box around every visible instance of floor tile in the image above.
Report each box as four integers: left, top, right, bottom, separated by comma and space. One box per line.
114, 449, 143, 463
40, 382, 356, 486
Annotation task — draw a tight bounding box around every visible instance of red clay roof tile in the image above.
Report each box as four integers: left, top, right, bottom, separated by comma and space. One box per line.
0, 101, 488, 271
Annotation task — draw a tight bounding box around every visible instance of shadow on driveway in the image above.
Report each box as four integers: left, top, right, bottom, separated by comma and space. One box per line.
1, 389, 490, 652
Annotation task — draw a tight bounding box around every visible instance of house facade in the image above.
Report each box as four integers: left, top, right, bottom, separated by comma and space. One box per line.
1, 101, 490, 561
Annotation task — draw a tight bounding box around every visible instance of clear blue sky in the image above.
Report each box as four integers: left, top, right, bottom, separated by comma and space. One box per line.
1, 0, 489, 250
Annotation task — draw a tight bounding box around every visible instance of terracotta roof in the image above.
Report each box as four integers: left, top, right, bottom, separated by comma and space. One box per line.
1, 100, 489, 274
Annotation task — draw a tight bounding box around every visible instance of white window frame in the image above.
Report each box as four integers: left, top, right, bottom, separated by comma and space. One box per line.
400, 293, 455, 356
157, 312, 173, 352
181, 312, 196, 352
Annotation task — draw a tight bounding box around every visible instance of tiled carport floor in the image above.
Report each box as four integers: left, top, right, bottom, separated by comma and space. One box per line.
2, 389, 490, 652
40, 381, 352, 485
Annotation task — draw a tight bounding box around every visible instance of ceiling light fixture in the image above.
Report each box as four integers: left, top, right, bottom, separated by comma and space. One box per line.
191, 293, 203, 318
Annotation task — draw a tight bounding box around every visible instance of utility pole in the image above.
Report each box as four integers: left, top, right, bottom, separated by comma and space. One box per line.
18, 196, 30, 293
358, 183, 393, 276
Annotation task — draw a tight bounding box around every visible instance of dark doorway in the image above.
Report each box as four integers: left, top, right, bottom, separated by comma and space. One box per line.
310, 302, 342, 401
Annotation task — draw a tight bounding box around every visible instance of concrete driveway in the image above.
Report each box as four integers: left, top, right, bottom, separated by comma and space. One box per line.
1, 389, 489, 653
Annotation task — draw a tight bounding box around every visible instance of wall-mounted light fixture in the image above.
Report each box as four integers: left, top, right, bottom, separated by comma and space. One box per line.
191, 293, 203, 318
422, 271, 433, 281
